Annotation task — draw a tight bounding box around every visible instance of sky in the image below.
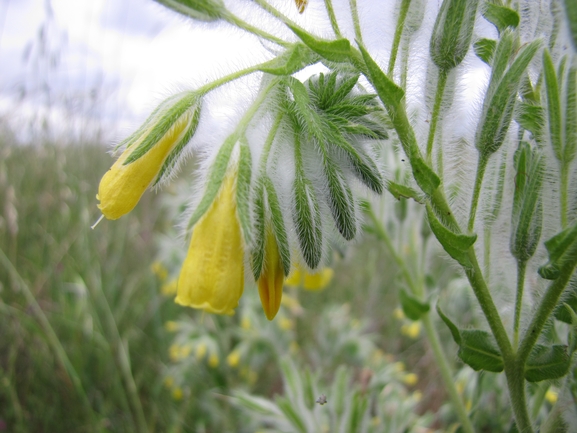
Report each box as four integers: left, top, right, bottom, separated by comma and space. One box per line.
0, 0, 264, 142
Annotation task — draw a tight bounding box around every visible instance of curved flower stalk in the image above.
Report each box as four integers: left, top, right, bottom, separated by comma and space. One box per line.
176, 167, 244, 315
97, 92, 201, 220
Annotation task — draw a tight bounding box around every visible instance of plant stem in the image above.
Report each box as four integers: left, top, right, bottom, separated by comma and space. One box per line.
197, 63, 266, 96
468, 154, 489, 233
348, 0, 363, 44
517, 243, 577, 364
422, 312, 476, 433
224, 11, 289, 47
560, 161, 569, 228
364, 204, 475, 433
513, 260, 527, 348
426, 68, 448, 163
324, 0, 342, 38
530, 382, 550, 421
388, 0, 413, 76
504, 359, 534, 433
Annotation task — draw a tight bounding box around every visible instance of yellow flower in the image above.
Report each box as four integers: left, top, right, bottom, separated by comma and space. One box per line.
545, 389, 558, 404
97, 96, 198, 220
161, 279, 178, 296
402, 373, 418, 386
278, 317, 294, 331
151, 261, 168, 281
285, 263, 334, 291
195, 342, 207, 360
208, 353, 219, 368
171, 387, 183, 401
401, 322, 421, 339
164, 321, 179, 332
226, 350, 241, 368
258, 228, 284, 320
169, 344, 181, 362
176, 171, 244, 315
393, 308, 405, 320
393, 361, 405, 373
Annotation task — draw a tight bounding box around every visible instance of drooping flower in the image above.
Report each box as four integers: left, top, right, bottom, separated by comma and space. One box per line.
97, 93, 200, 220
175, 170, 244, 315
257, 228, 284, 320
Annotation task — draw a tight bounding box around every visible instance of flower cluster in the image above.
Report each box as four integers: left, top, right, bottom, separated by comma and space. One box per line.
96, 70, 387, 319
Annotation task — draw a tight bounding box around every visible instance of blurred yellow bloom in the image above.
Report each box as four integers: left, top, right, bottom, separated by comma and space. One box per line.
240, 316, 251, 330
208, 353, 219, 368
97, 106, 194, 220
164, 321, 179, 332
226, 350, 241, 368
394, 361, 405, 373
176, 171, 244, 315
151, 261, 168, 281
161, 279, 178, 296
179, 345, 192, 358
289, 341, 299, 354
285, 263, 334, 290
401, 322, 421, 339
403, 373, 418, 386
278, 317, 294, 331
545, 389, 558, 404
393, 308, 405, 320
465, 399, 472, 412
169, 344, 181, 362
258, 228, 284, 320
195, 343, 207, 360
371, 416, 381, 427
163, 376, 174, 388
280, 294, 303, 314
171, 387, 183, 401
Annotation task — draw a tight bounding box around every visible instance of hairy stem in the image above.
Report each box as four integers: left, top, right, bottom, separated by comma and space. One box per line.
560, 162, 569, 229
468, 154, 489, 233
348, 0, 363, 44
513, 260, 527, 349
388, 0, 413, 76
504, 360, 533, 433
426, 68, 448, 163
224, 11, 289, 47
324, 0, 342, 37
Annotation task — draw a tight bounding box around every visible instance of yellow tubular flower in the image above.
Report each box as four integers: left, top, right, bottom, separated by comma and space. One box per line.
97, 100, 196, 220
257, 228, 284, 320
176, 172, 244, 315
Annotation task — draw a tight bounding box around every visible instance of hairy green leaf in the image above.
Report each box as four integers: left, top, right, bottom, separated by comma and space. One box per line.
250, 181, 266, 280
357, 44, 405, 107
265, 177, 291, 276
399, 288, 430, 320
515, 102, 544, 143
543, 48, 564, 161
482, 3, 520, 32
459, 330, 504, 372
525, 344, 570, 382
293, 167, 323, 269
259, 43, 318, 76
287, 24, 351, 63
236, 138, 253, 244
386, 181, 424, 203
323, 155, 356, 240
474, 38, 497, 65
538, 220, 577, 279
437, 305, 462, 345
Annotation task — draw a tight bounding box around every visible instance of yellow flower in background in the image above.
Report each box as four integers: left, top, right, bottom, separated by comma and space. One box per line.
208, 353, 219, 368
161, 279, 178, 296
151, 261, 168, 281
171, 387, 184, 401
285, 263, 334, 290
402, 373, 418, 386
401, 322, 421, 339
164, 321, 179, 332
545, 389, 558, 404
176, 171, 244, 315
240, 316, 251, 330
195, 342, 207, 361
226, 350, 241, 368
97, 100, 197, 220
393, 308, 405, 320
278, 317, 294, 331
257, 228, 284, 320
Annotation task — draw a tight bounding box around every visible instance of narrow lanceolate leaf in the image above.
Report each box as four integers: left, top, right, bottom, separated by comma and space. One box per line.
287, 23, 351, 63
543, 49, 564, 161
510, 142, 544, 263
231, 391, 282, 416
562, 0, 577, 51
515, 102, 544, 143
286, 77, 324, 141
276, 397, 307, 433
459, 330, 504, 372
259, 43, 318, 76
410, 154, 441, 196
474, 38, 497, 65
386, 181, 424, 203
538, 220, 577, 279
564, 66, 577, 163
153, 100, 202, 185
357, 44, 405, 108
426, 205, 477, 268
476, 39, 541, 157
399, 288, 430, 320
265, 177, 291, 276
525, 344, 570, 382
323, 155, 356, 240
293, 170, 323, 269
437, 305, 462, 345
154, 0, 226, 22
251, 181, 266, 280
187, 135, 236, 229
236, 139, 253, 244
347, 392, 368, 433
430, 0, 479, 71
482, 3, 520, 32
